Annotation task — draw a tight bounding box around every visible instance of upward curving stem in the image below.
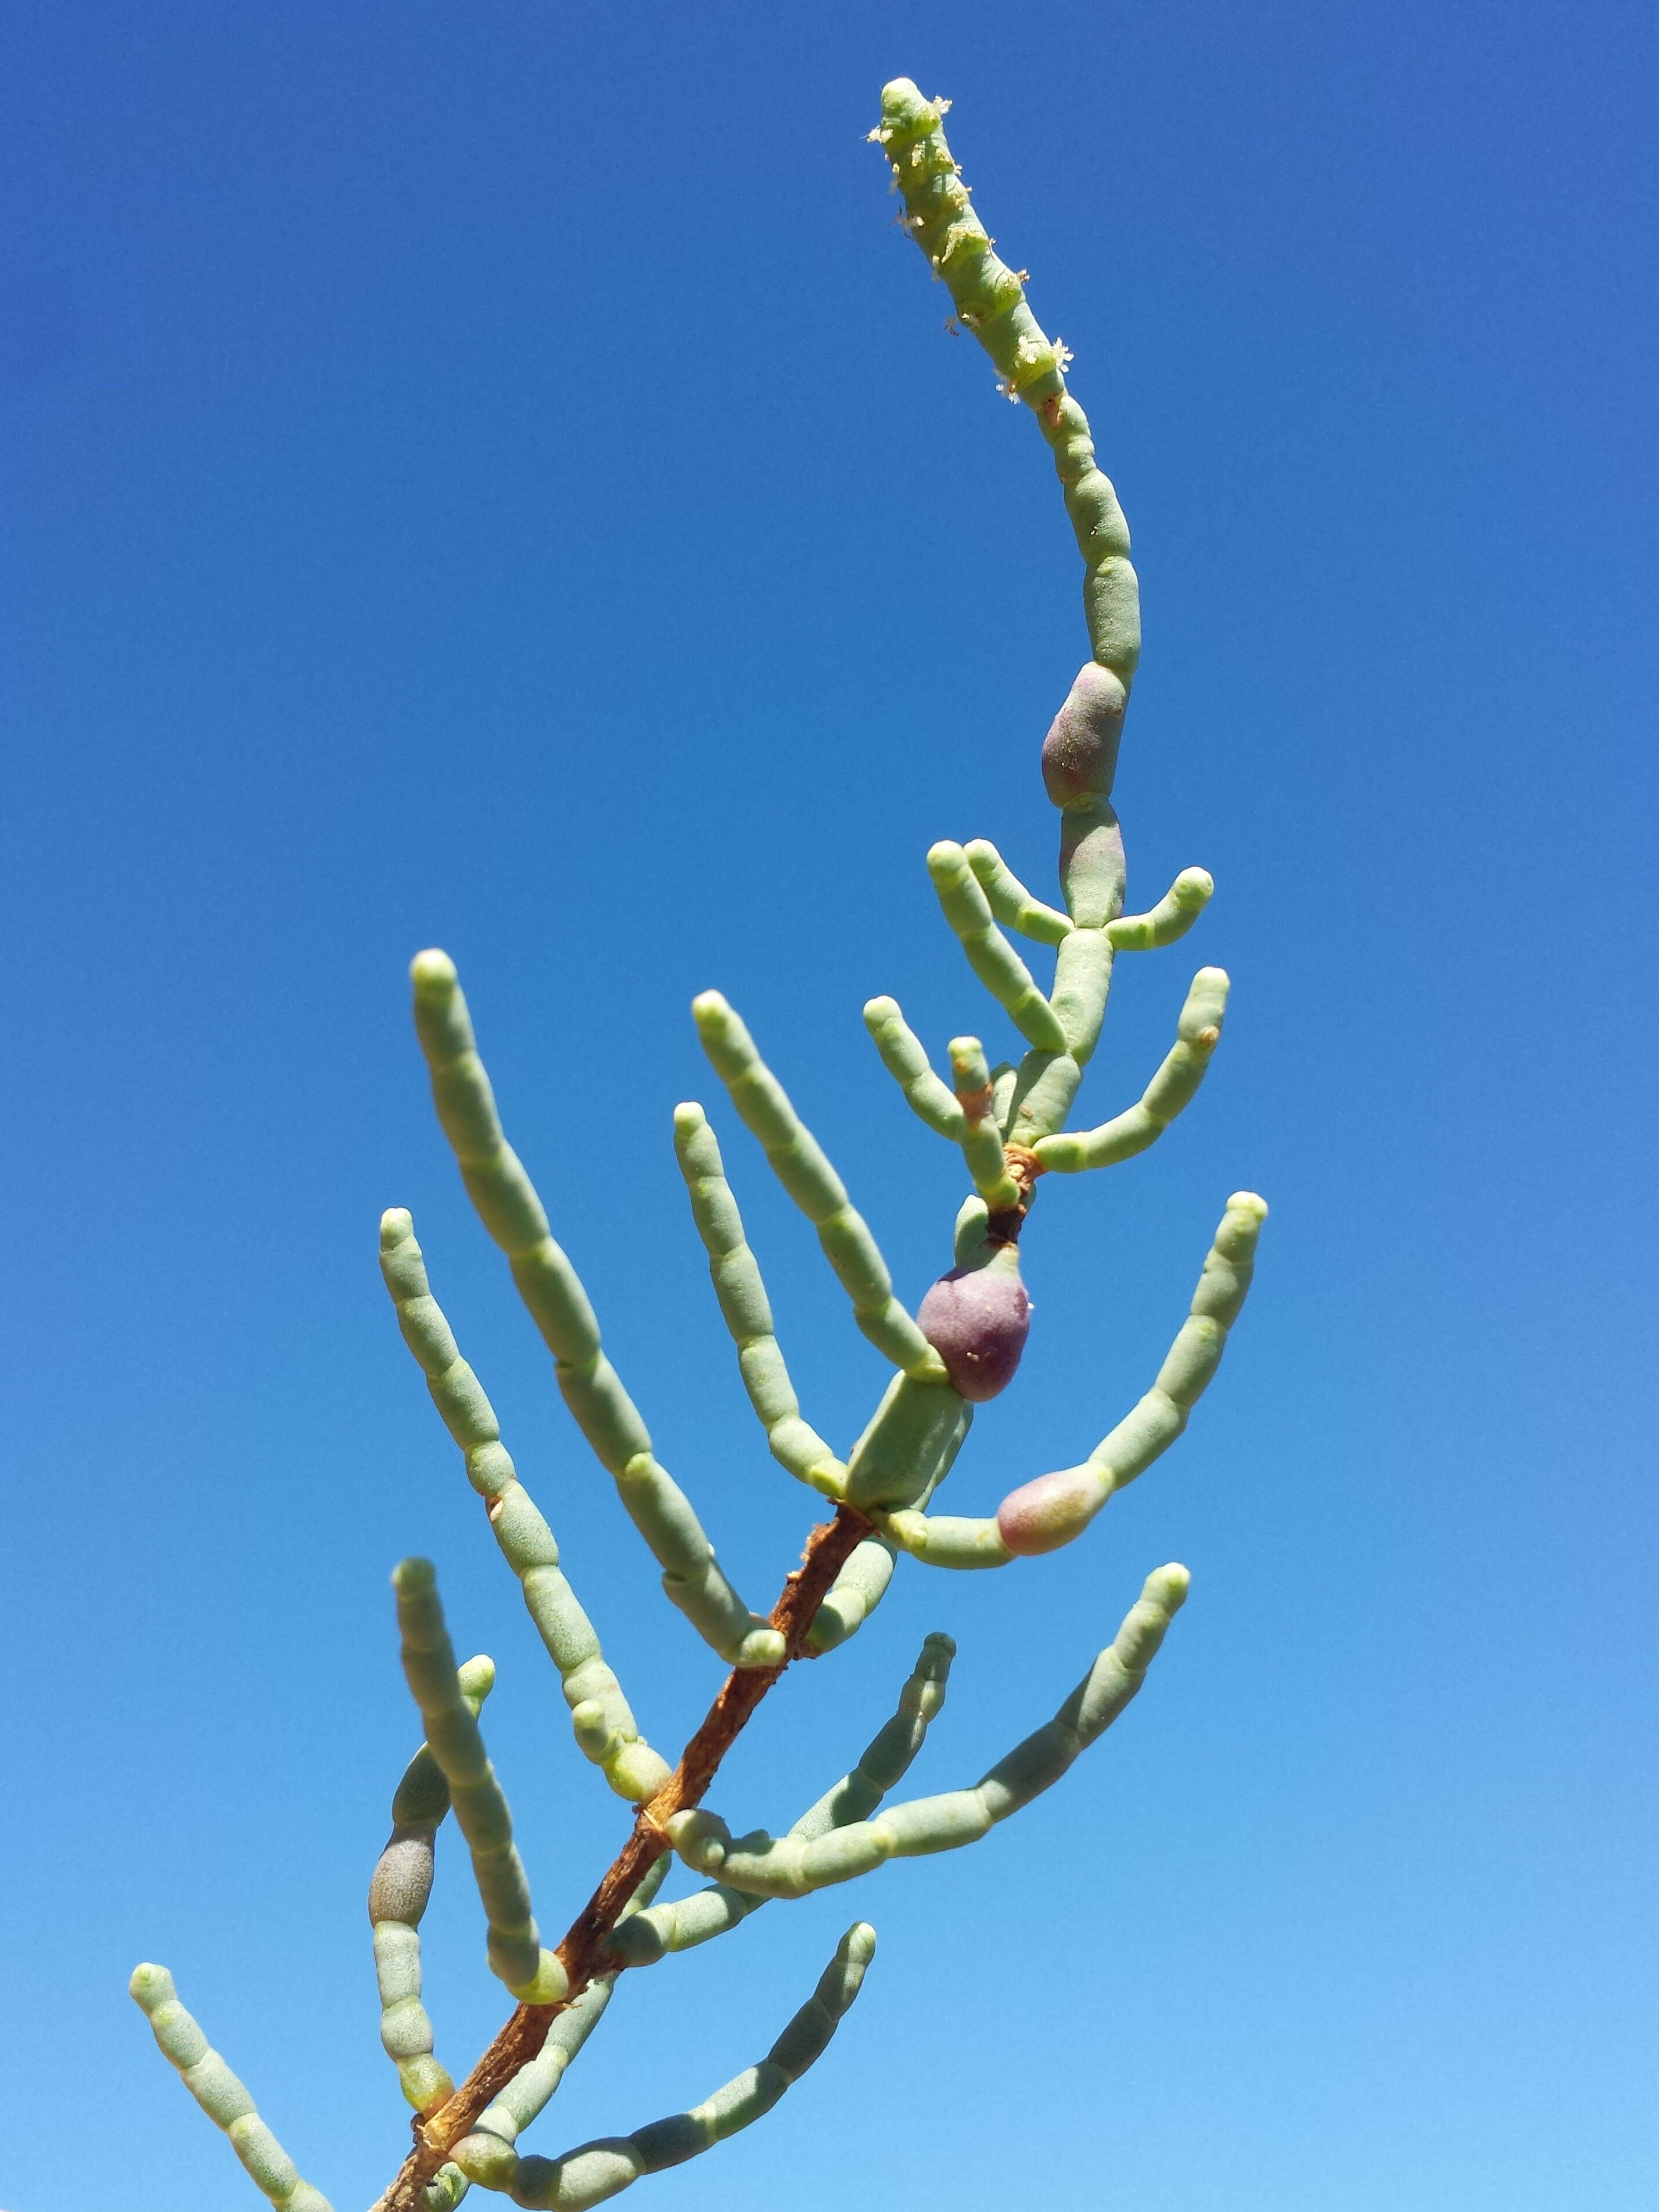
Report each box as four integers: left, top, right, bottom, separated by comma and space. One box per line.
875, 78, 1144, 1148
692, 990, 946, 1382
872, 75, 1141, 684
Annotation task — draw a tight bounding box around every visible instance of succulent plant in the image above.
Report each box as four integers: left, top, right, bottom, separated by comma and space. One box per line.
131, 77, 1267, 2212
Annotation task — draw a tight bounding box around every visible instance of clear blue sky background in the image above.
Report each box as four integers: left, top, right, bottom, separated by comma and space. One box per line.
2, 5, 1654, 2209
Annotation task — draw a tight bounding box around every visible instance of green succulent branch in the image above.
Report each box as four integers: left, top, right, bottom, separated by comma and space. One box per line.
607, 1633, 956, 1969
691, 988, 948, 1384
379, 1213, 670, 1801
132, 79, 1270, 2212
665, 1567, 1186, 1899
671, 1102, 847, 1495
371, 1652, 498, 2112
452, 1923, 877, 2209
131, 1966, 335, 2212
409, 951, 788, 1674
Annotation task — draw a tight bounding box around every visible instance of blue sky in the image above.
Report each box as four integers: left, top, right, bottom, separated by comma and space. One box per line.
2, 5, 1655, 2208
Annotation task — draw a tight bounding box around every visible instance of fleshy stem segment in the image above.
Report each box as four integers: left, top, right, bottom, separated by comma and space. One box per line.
671, 1102, 847, 1495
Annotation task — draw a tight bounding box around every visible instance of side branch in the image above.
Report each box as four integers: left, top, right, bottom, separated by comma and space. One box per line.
380, 1210, 669, 1801
1033, 967, 1230, 1173
455, 1923, 877, 2207
379, 1504, 871, 2212
672, 1102, 846, 1496
863, 995, 965, 1141
928, 840, 1068, 1052
1108, 866, 1213, 951
408, 952, 783, 1669
964, 839, 1073, 945
665, 1566, 1188, 1898
369, 1653, 496, 2114
693, 991, 946, 1381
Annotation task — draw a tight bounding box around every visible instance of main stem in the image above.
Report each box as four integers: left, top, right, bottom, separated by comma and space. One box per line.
376, 1503, 871, 2212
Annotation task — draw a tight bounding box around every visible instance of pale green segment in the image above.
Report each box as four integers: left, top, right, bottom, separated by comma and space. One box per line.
841, 1371, 975, 1517
1081, 1192, 1267, 1492
1047, 923, 1118, 1063
805, 1533, 897, 1653
953, 1195, 991, 1267
788, 1632, 956, 1839
997, 912, 1125, 1149
393, 1559, 566, 2005
607, 1635, 954, 1969
692, 991, 945, 1382
407, 952, 783, 1670
948, 1035, 1022, 1211
862, 996, 965, 1141
461, 1925, 877, 2210
1108, 867, 1215, 951
964, 839, 1074, 944
601, 1875, 767, 1969
882, 1511, 1015, 1569
1051, 792, 1130, 937
461, 1857, 672, 2167
419, 2168, 468, 2212
468, 1979, 616, 2166
128, 1965, 335, 2212
877, 1195, 1267, 1563
378, 1211, 671, 1799
1032, 967, 1231, 1172
990, 1059, 1020, 1127
671, 1103, 846, 1496
874, 80, 1140, 680
369, 1654, 495, 2113
928, 843, 1068, 1053
958, 804, 1125, 1150
665, 1568, 1187, 1899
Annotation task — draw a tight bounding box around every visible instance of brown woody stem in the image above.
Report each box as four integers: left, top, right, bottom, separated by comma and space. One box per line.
376, 1502, 871, 2212
985, 1142, 1046, 1245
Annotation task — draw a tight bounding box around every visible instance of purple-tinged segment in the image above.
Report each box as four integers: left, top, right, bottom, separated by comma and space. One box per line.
1040, 661, 1127, 807
918, 1249, 1030, 1402
995, 1466, 1103, 1556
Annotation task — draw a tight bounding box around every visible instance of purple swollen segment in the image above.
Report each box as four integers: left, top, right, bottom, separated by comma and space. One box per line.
917, 1243, 1030, 1402
1041, 663, 1127, 807
995, 1466, 1100, 1556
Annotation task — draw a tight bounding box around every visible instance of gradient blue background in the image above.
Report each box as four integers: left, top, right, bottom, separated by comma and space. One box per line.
3, 5, 1654, 2207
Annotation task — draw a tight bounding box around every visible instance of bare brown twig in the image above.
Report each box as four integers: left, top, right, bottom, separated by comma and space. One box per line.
376, 1502, 871, 2212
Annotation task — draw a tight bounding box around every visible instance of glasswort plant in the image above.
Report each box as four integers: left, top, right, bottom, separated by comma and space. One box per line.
131, 77, 1268, 2212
